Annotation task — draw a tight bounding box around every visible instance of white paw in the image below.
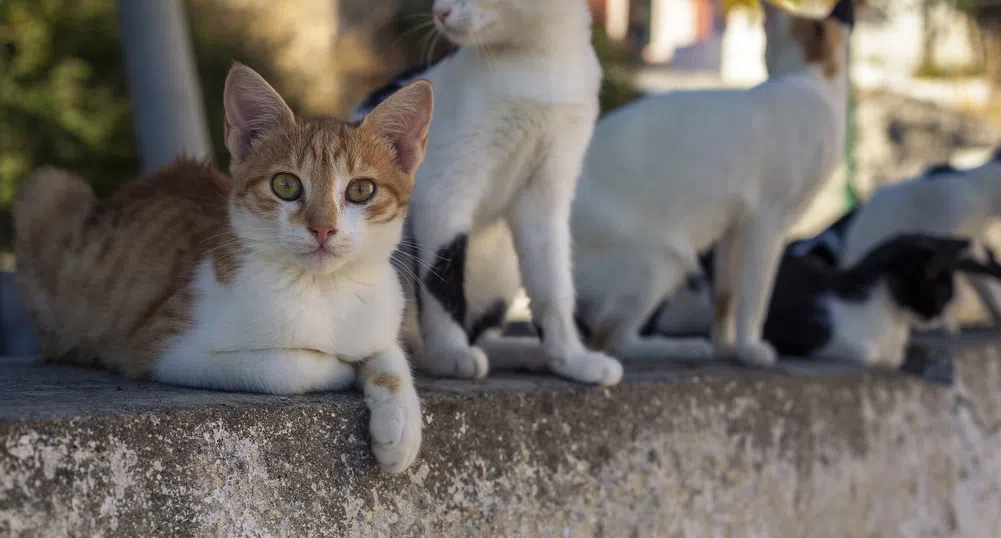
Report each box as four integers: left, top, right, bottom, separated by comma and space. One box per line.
728, 341, 778, 367
549, 349, 624, 386
425, 345, 489, 379
368, 393, 422, 474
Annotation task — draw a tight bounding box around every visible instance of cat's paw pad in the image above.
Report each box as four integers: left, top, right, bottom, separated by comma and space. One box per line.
368, 394, 422, 474
729, 341, 778, 367
549, 349, 624, 386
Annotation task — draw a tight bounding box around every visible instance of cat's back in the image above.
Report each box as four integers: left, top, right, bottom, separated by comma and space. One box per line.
840, 176, 980, 266
576, 89, 763, 238
13, 160, 234, 377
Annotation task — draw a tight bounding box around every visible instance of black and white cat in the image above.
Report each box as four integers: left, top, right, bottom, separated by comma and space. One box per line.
644, 233, 988, 368
839, 148, 1001, 328
762, 234, 974, 367
354, 0, 623, 384
572, 0, 854, 366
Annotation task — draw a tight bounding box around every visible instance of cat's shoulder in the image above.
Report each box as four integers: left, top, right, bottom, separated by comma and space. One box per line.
111, 158, 231, 212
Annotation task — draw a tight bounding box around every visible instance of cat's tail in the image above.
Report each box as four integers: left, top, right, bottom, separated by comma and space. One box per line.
13, 167, 96, 255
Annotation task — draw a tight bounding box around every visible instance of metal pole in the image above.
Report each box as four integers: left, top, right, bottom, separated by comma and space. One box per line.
843, 40, 859, 211
118, 0, 213, 172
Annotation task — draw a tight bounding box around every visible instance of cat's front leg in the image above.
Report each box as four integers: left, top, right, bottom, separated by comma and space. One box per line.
728, 214, 786, 367
411, 205, 490, 379
358, 344, 422, 473
506, 152, 623, 385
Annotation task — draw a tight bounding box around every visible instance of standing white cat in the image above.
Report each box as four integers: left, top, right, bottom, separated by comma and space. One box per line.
357, 0, 622, 384
572, 0, 854, 366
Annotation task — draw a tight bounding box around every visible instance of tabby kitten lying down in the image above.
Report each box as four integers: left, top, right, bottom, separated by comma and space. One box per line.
13, 64, 434, 474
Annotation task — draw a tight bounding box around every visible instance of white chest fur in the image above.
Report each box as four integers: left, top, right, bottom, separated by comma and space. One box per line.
170, 259, 403, 362
815, 285, 910, 368
409, 46, 600, 223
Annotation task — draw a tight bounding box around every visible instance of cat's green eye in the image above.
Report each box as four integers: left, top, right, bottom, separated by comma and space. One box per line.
271, 173, 303, 201
346, 179, 377, 204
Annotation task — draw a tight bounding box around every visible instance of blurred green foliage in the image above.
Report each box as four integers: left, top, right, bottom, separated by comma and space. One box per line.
0, 0, 138, 249
592, 22, 644, 116
0, 0, 290, 252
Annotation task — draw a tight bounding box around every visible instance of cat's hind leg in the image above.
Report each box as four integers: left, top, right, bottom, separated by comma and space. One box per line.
507, 153, 623, 385
358, 344, 422, 473
724, 214, 786, 367
586, 257, 715, 362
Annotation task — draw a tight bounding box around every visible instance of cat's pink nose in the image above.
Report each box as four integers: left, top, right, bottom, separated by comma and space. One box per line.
309, 225, 337, 246
433, 6, 451, 22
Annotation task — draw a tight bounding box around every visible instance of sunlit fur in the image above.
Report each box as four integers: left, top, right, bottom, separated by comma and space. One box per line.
571, 1, 852, 366
385, 0, 623, 385
13, 64, 434, 474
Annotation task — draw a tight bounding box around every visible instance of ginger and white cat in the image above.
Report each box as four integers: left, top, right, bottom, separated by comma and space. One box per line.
13, 64, 433, 473
840, 149, 1001, 328
356, 0, 623, 384
572, 0, 853, 366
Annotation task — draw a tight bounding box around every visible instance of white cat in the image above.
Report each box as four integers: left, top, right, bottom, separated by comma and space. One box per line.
571, 0, 854, 366
356, 0, 623, 384
839, 151, 1001, 328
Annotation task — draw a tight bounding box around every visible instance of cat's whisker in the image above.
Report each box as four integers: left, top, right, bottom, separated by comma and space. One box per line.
392, 20, 436, 46
395, 240, 449, 260
393, 249, 446, 282
389, 257, 427, 296
424, 29, 444, 69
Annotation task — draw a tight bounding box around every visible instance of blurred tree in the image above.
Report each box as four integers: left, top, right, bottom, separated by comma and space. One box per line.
0, 0, 139, 250
0, 0, 300, 252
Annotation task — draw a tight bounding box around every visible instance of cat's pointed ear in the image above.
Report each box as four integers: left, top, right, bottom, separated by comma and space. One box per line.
827, 0, 854, 28
223, 63, 295, 163
362, 79, 434, 176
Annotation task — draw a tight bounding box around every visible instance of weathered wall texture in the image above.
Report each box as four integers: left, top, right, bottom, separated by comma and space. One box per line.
2, 339, 1001, 537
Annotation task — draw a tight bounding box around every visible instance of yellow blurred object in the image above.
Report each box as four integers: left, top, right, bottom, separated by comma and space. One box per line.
764, 0, 840, 18
721, 0, 759, 15
722, 0, 839, 18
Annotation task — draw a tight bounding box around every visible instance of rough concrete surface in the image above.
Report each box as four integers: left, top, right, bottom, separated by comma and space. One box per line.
2, 335, 1001, 537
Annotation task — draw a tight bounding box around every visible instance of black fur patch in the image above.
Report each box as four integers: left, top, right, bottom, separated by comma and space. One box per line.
533, 322, 545, 341
574, 312, 592, 342
993, 144, 1001, 163
639, 301, 668, 337
922, 163, 958, 178
424, 235, 469, 327
766, 234, 967, 358
467, 299, 508, 344
829, 0, 855, 28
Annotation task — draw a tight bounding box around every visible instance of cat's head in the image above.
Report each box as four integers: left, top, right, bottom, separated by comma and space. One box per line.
763, 0, 854, 79
223, 64, 433, 274
430, 0, 589, 47
876, 234, 969, 323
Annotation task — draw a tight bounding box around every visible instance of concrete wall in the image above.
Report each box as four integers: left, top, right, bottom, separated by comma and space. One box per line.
3, 335, 1001, 536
